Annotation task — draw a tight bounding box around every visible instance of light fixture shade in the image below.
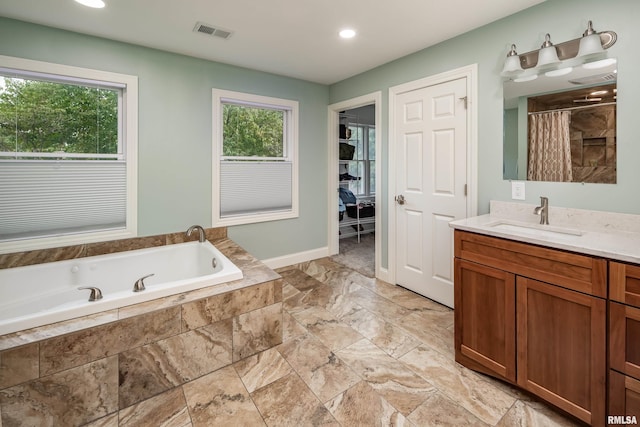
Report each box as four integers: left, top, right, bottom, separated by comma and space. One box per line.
537, 46, 560, 67
577, 20, 605, 58
577, 33, 604, 57
536, 34, 560, 68
501, 44, 523, 75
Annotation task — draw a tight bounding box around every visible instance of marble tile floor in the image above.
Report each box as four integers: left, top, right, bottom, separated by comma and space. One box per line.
101, 258, 580, 427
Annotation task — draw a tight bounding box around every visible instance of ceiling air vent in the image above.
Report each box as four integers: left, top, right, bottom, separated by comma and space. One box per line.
569, 72, 616, 85
193, 22, 233, 40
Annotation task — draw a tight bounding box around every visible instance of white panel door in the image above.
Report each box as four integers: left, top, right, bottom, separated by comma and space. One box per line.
395, 77, 467, 308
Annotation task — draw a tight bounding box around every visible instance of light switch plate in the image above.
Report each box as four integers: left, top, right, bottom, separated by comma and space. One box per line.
511, 181, 525, 200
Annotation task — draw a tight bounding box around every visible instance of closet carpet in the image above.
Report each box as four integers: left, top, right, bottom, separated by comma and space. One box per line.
331, 233, 375, 278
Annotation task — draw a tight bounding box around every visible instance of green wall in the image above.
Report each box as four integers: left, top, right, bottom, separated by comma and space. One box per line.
0, 17, 329, 260
329, 0, 640, 268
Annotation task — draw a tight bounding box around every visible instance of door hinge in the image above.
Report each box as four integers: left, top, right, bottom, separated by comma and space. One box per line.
459, 96, 468, 109
464, 184, 467, 196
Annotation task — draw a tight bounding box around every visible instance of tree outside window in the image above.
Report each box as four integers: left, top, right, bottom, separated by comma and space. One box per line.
0, 77, 119, 159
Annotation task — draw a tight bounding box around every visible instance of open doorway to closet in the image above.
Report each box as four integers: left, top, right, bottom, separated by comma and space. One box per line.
328, 92, 382, 280
336, 105, 376, 276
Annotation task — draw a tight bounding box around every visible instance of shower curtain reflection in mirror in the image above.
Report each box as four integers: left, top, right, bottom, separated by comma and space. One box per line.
527, 111, 573, 182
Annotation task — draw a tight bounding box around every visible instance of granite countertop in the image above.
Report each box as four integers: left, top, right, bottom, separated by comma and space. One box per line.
450, 201, 640, 265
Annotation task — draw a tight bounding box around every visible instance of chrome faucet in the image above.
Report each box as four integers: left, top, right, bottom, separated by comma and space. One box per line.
186, 225, 206, 242
533, 196, 549, 225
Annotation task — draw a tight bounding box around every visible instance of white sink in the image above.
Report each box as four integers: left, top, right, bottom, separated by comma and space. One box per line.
486, 220, 583, 238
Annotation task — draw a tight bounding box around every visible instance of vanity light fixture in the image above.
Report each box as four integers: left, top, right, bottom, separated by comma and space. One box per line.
501, 20, 616, 79
74, 0, 105, 8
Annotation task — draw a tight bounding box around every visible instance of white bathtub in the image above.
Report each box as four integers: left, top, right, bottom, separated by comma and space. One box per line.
0, 240, 243, 335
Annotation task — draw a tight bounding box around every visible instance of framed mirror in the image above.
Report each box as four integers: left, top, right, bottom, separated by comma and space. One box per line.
503, 58, 617, 183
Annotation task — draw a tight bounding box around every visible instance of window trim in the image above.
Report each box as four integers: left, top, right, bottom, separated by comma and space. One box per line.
0, 55, 138, 254
212, 89, 298, 227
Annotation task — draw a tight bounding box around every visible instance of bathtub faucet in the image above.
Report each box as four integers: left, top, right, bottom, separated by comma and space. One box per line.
186, 225, 206, 243
78, 286, 103, 302
133, 273, 155, 292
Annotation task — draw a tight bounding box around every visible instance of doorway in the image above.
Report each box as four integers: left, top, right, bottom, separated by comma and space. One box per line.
388, 65, 478, 308
328, 92, 382, 279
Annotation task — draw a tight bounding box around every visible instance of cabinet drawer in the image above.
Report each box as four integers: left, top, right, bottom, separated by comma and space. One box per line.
609, 370, 640, 422
454, 230, 607, 297
611, 262, 640, 308
610, 302, 640, 381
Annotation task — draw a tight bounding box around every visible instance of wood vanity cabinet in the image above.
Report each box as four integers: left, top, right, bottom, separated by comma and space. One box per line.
609, 261, 640, 421
454, 230, 607, 426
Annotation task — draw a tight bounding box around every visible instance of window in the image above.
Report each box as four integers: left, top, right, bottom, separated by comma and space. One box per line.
343, 123, 376, 197
0, 55, 138, 253
212, 89, 298, 226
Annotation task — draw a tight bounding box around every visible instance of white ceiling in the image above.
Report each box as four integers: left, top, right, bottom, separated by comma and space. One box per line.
0, 0, 545, 85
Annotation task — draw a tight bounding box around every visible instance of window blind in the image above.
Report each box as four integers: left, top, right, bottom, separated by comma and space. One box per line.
0, 160, 126, 241
220, 161, 292, 217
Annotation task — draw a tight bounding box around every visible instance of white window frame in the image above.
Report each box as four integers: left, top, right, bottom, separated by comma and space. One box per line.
0, 55, 138, 254
212, 89, 299, 227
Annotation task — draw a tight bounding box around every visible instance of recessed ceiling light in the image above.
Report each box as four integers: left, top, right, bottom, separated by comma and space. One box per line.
545, 67, 573, 77
582, 58, 617, 70
513, 74, 538, 83
74, 0, 105, 8
339, 29, 356, 39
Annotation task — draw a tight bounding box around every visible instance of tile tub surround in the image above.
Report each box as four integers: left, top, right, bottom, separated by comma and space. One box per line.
0, 229, 283, 426
449, 200, 640, 264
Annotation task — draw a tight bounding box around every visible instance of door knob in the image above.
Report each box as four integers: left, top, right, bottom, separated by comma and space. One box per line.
395, 195, 406, 205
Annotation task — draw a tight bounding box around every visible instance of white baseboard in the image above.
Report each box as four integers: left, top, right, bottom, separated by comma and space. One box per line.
376, 266, 390, 283
262, 245, 390, 284
261, 246, 329, 270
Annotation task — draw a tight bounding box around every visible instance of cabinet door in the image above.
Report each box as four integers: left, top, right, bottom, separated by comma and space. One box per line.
517, 277, 606, 425
609, 370, 640, 422
610, 302, 640, 381
611, 261, 640, 308
454, 258, 516, 382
